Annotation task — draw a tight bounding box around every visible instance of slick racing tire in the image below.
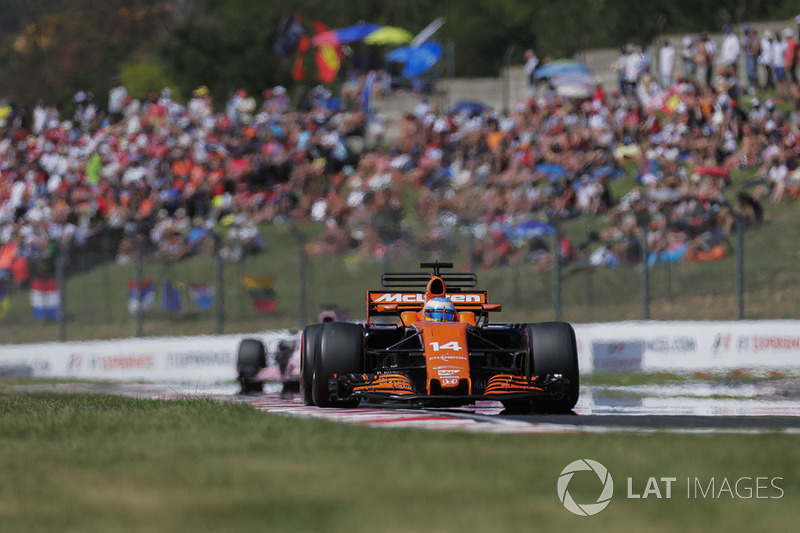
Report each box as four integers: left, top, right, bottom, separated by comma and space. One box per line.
313, 322, 364, 408
527, 322, 579, 413
300, 324, 321, 406
237, 338, 267, 394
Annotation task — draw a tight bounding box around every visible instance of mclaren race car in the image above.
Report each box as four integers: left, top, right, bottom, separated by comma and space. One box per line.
300, 262, 579, 413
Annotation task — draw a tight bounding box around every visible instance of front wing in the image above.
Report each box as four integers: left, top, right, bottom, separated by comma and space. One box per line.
328, 371, 566, 406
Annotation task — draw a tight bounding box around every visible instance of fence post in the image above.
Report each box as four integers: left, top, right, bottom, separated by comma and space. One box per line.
639, 215, 651, 320
502, 45, 516, 115
736, 213, 745, 320
56, 241, 66, 342
468, 229, 477, 274
298, 240, 307, 329
102, 228, 113, 323
553, 227, 562, 321
214, 231, 225, 334
290, 223, 307, 329
135, 235, 144, 338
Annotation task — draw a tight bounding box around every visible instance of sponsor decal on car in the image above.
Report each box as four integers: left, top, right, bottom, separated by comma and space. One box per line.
428, 354, 468, 363
371, 292, 485, 304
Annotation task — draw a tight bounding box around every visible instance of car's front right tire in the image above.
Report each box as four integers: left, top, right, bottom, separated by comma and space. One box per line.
527, 322, 580, 413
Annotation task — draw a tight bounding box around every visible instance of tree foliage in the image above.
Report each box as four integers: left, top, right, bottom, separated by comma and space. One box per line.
0, 0, 796, 109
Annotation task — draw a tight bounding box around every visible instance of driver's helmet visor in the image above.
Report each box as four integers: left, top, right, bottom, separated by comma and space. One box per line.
425, 308, 458, 322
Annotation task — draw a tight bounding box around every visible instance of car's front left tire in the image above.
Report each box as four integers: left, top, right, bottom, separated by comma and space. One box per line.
300, 324, 321, 405
312, 322, 364, 407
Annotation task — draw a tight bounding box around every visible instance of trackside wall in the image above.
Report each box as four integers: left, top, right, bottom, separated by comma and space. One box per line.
0, 331, 296, 384
577, 321, 800, 374
1, 321, 799, 383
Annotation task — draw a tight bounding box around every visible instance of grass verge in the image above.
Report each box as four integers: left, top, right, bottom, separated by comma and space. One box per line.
0, 388, 797, 532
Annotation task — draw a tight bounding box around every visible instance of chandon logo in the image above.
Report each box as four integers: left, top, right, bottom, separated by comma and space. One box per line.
557, 459, 614, 516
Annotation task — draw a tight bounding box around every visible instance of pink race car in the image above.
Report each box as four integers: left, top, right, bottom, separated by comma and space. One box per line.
236, 310, 342, 393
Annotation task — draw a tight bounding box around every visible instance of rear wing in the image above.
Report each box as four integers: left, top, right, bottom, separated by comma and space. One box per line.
367, 291, 501, 321
381, 272, 477, 292
367, 262, 501, 322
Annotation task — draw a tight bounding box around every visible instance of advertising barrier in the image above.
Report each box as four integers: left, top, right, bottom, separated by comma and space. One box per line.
577, 321, 800, 373
0, 331, 296, 384
1, 321, 799, 383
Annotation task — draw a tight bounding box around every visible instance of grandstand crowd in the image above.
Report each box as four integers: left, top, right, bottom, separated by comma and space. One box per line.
2, 20, 800, 288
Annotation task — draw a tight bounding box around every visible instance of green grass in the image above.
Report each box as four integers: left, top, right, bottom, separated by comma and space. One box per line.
0, 388, 798, 533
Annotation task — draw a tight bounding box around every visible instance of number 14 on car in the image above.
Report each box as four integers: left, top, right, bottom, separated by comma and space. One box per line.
429, 341, 462, 352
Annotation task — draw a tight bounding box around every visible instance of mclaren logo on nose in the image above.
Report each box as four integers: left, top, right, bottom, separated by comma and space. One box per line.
373, 293, 483, 304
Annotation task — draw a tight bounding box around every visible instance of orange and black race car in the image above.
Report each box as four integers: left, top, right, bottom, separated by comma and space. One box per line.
301, 262, 579, 413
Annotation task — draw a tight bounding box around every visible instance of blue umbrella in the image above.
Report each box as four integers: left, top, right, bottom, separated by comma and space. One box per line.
335, 23, 382, 43
450, 99, 487, 116
591, 166, 624, 181
534, 60, 592, 79
386, 46, 412, 63
550, 71, 596, 98
508, 220, 556, 241
388, 41, 442, 77
535, 163, 570, 180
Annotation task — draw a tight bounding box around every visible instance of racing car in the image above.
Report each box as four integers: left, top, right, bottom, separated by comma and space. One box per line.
235, 308, 344, 394
299, 262, 579, 413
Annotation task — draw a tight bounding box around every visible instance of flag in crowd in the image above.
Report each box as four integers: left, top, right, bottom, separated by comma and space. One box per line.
292, 35, 311, 81
313, 20, 342, 83
0, 286, 10, 319
161, 279, 184, 312
188, 282, 214, 310
273, 11, 305, 60
30, 278, 60, 321
127, 279, 154, 314
360, 70, 376, 115
241, 276, 277, 313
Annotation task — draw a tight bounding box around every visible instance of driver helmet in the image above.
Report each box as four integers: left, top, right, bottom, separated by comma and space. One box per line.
424, 296, 458, 322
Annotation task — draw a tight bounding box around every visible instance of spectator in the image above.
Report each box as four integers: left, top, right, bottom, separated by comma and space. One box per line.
681, 35, 696, 81
694, 34, 711, 87
783, 27, 798, 90
6, 19, 800, 287
524, 49, 540, 98
222, 218, 263, 262
623, 45, 642, 100
774, 31, 789, 99
107, 79, 128, 125
760, 30, 776, 91
658, 39, 676, 89
719, 25, 741, 77
743, 26, 761, 95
